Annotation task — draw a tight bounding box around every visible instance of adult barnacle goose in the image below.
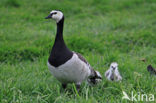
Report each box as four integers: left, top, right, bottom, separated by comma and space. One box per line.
45, 10, 102, 90
147, 65, 156, 75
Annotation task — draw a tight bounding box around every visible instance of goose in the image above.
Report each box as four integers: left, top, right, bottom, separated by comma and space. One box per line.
147, 65, 156, 75
45, 10, 102, 90
105, 62, 122, 81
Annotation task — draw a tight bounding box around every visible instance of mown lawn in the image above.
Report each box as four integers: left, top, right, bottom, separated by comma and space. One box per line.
0, 0, 156, 102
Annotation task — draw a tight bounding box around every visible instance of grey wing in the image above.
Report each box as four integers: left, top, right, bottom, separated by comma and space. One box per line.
74, 52, 95, 76
74, 52, 102, 84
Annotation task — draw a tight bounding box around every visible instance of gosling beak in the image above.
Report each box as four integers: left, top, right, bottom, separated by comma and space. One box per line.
45, 14, 52, 19
112, 67, 116, 70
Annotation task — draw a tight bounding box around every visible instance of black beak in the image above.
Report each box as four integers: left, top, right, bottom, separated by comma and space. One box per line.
45, 14, 52, 19
112, 67, 115, 70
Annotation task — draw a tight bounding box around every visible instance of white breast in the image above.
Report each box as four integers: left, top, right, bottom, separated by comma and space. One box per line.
105, 69, 122, 81
47, 53, 91, 84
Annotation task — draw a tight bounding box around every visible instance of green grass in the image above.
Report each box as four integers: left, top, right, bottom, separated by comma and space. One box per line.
0, 0, 156, 102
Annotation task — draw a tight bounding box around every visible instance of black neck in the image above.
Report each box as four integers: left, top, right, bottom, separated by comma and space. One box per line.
55, 17, 64, 43
48, 16, 73, 67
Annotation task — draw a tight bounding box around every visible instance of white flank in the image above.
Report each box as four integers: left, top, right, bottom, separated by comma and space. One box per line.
47, 53, 91, 84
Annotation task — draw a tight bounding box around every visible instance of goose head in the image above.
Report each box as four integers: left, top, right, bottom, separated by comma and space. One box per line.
45, 10, 64, 23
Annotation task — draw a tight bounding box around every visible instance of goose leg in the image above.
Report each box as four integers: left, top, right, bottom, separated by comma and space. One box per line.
62, 84, 67, 89
75, 83, 81, 92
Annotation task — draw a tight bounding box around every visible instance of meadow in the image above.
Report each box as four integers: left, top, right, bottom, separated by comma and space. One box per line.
0, 0, 156, 102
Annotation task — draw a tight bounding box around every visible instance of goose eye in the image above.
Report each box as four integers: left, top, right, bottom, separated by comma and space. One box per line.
53, 12, 57, 15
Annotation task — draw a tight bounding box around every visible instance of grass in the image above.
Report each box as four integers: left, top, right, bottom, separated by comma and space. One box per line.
0, 0, 156, 102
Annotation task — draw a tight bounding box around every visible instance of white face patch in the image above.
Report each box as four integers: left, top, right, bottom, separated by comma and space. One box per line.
50, 10, 63, 23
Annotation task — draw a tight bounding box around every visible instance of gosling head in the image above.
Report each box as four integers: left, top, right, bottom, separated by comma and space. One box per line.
110, 62, 118, 71
45, 10, 64, 23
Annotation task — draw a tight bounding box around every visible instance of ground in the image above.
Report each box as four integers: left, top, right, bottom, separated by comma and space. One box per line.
0, 0, 156, 102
